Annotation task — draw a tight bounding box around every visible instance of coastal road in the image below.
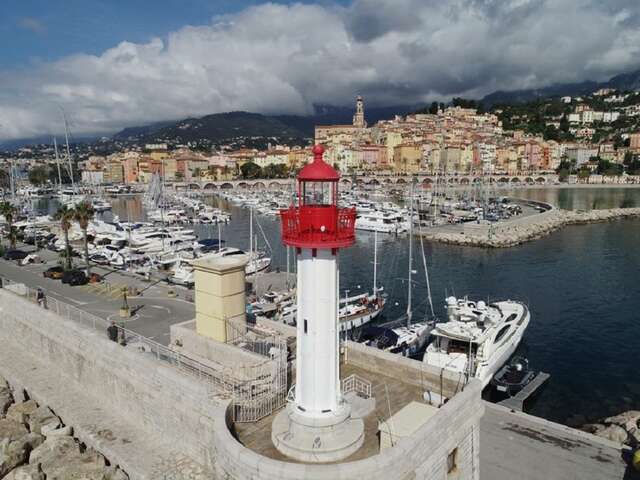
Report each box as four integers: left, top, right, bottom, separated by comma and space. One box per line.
0, 249, 196, 345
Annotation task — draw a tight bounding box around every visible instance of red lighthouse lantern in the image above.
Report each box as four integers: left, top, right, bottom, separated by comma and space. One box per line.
280, 145, 356, 249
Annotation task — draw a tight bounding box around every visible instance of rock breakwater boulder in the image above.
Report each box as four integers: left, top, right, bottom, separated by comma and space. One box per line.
0, 375, 129, 479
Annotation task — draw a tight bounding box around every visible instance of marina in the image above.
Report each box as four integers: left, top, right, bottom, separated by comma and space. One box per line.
2, 185, 640, 427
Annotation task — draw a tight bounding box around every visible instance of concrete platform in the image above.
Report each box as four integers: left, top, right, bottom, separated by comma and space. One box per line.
481, 403, 632, 480
234, 362, 425, 463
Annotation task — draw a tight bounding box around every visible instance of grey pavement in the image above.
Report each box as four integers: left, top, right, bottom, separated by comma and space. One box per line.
0, 246, 196, 345
481, 403, 634, 480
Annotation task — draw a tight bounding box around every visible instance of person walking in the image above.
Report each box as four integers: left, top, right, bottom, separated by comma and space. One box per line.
36, 288, 46, 309
107, 321, 119, 343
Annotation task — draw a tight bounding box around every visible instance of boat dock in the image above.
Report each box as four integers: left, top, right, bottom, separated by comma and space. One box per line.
497, 371, 550, 411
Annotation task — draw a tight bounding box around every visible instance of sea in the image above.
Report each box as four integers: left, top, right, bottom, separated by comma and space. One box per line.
35, 186, 640, 426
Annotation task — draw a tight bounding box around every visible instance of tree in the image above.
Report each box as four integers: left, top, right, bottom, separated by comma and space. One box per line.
0, 202, 17, 249
0, 169, 10, 190
54, 205, 75, 270
428, 102, 439, 114
28, 166, 49, 186
240, 161, 262, 179
73, 201, 95, 275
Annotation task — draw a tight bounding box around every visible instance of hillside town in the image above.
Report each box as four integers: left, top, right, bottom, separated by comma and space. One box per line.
3, 89, 640, 186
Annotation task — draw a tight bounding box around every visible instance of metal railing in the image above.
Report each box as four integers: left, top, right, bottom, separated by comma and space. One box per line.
0, 275, 288, 422
342, 374, 372, 399
280, 206, 356, 248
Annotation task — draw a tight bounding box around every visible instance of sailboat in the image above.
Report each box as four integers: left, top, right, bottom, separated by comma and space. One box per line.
359, 178, 433, 356
251, 230, 385, 335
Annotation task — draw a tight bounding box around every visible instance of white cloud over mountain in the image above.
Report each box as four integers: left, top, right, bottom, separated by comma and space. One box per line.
1, 0, 639, 139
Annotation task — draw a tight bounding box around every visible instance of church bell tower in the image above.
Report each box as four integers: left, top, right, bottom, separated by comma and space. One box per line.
353, 95, 366, 129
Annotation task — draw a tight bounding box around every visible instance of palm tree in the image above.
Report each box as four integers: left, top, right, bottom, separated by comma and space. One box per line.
0, 201, 17, 249
54, 205, 75, 271
73, 201, 95, 276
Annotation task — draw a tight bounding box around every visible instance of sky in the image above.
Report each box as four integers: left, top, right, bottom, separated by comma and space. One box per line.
1, 0, 639, 140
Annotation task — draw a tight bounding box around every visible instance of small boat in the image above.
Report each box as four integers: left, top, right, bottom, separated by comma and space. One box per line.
490, 356, 537, 397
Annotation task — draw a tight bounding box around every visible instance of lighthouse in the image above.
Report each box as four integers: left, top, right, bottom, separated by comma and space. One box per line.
271, 145, 365, 462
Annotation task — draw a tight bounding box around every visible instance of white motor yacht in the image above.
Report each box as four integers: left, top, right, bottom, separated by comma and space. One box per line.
355, 210, 408, 234
423, 296, 530, 388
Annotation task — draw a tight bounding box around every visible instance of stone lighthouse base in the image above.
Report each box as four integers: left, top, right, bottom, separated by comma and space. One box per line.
271, 402, 365, 463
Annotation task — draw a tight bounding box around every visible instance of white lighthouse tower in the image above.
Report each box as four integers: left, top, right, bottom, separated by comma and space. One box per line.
272, 145, 364, 463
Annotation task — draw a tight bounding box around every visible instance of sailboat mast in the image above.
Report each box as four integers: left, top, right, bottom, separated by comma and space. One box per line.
53, 137, 63, 190
407, 177, 414, 326
62, 111, 75, 193
373, 229, 378, 296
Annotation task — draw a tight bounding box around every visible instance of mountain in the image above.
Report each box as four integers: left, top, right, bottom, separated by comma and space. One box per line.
114, 111, 306, 143
482, 68, 640, 107
112, 103, 421, 144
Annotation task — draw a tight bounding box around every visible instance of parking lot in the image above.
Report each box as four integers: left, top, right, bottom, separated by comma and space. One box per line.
0, 244, 196, 345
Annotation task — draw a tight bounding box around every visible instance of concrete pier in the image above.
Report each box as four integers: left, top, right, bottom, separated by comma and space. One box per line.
420, 207, 640, 248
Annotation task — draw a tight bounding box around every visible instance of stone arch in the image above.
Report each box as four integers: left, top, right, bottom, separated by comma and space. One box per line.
237, 182, 249, 189
268, 181, 283, 189
472, 178, 481, 184
367, 178, 380, 185
459, 178, 470, 185
252, 181, 266, 190
188, 183, 201, 190
536, 177, 546, 184
340, 178, 351, 185
525, 177, 534, 184
511, 178, 520, 183
422, 178, 433, 185
498, 177, 509, 183
203, 183, 218, 190
395, 178, 407, 184
220, 182, 234, 189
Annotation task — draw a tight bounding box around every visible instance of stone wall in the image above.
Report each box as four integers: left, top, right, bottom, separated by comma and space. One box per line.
213, 379, 483, 480
0, 289, 222, 473
344, 341, 466, 399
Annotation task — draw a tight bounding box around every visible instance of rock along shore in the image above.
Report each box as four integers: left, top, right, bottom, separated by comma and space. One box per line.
0, 375, 128, 480
419, 207, 640, 248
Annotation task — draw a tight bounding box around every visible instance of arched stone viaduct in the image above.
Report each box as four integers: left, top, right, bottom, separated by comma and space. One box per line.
174, 174, 560, 191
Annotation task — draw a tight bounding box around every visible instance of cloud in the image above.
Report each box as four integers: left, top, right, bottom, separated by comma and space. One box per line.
17, 17, 46, 34
1, 0, 640, 140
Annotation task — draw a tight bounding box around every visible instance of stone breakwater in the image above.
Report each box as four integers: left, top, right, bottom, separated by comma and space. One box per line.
419, 207, 640, 248
581, 410, 640, 446
0, 375, 128, 480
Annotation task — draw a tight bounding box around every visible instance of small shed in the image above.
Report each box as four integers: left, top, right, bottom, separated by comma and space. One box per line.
378, 401, 439, 450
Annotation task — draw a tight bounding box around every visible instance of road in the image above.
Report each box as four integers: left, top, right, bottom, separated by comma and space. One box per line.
0, 246, 196, 344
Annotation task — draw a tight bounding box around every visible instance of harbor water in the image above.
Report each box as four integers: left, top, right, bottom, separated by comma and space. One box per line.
35, 187, 640, 426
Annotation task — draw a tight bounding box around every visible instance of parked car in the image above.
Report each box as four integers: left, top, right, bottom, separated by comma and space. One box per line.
20, 253, 43, 266
61, 270, 88, 286
88, 272, 102, 283
3, 250, 28, 261
43, 266, 65, 280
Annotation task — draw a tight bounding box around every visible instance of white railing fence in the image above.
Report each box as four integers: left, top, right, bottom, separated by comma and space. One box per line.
342, 374, 372, 399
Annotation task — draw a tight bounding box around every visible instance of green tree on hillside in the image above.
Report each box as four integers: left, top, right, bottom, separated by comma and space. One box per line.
240, 162, 262, 179
28, 165, 49, 186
